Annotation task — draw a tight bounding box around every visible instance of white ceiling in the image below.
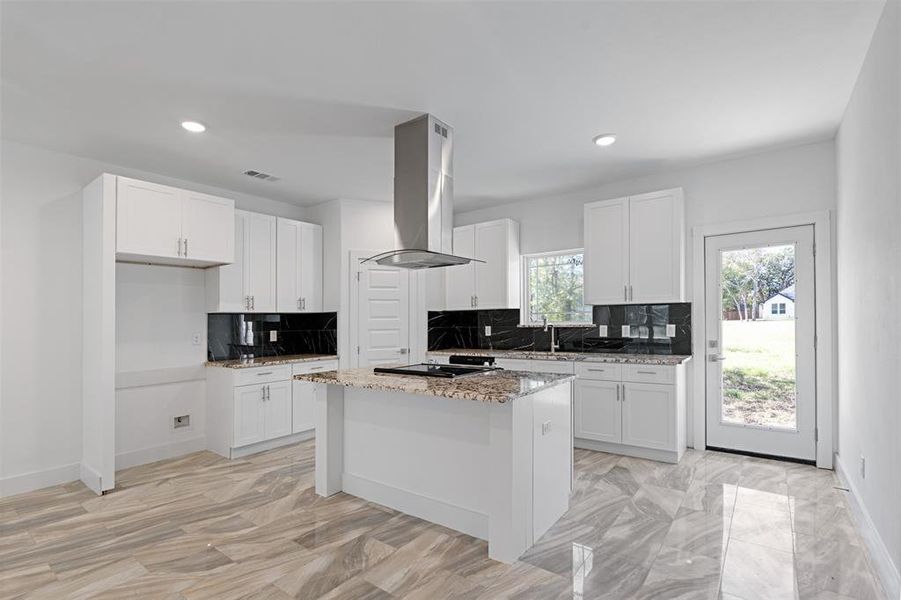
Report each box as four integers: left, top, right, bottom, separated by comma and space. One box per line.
1, 1, 884, 210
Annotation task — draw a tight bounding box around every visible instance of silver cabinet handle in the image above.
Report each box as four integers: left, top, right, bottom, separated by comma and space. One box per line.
616, 384, 620, 402
587, 368, 607, 372
624, 285, 628, 301
302, 297, 306, 310
636, 370, 657, 375
261, 385, 266, 401
622, 386, 626, 402
177, 238, 183, 257
475, 296, 478, 307
629, 285, 633, 301
297, 297, 301, 310
184, 238, 188, 257
257, 371, 273, 376
251, 296, 255, 310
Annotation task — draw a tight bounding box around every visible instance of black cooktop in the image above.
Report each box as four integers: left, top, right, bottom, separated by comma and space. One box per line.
373, 363, 501, 378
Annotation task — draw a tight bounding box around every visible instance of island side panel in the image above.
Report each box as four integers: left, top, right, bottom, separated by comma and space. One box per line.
531, 381, 573, 540
315, 383, 345, 496
341, 387, 493, 540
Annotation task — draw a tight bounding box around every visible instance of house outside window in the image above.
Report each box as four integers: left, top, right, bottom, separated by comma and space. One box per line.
772, 302, 786, 315
522, 250, 592, 325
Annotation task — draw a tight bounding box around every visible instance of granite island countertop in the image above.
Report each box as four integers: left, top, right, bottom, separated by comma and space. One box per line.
294, 367, 574, 404
427, 348, 691, 366
206, 354, 339, 369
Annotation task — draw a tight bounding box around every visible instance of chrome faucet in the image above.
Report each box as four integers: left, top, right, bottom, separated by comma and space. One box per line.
542, 317, 560, 354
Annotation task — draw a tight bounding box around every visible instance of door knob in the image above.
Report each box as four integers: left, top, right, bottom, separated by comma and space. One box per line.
708, 354, 727, 362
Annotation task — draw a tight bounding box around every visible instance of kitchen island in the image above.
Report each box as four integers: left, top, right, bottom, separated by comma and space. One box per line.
294, 367, 574, 563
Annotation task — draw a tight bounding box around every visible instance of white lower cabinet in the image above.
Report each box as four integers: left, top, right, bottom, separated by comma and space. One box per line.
620, 382, 675, 451
207, 359, 337, 458
574, 379, 621, 444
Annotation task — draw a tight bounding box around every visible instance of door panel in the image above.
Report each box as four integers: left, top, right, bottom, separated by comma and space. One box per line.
264, 381, 293, 440
116, 177, 182, 258
446, 225, 475, 310
357, 264, 410, 367
705, 225, 816, 460
621, 383, 674, 450
245, 213, 277, 312
574, 380, 621, 443
474, 221, 508, 309
234, 385, 265, 447
584, 199, 629, 304
629, 190, 680, 303
181, 191, 234, 263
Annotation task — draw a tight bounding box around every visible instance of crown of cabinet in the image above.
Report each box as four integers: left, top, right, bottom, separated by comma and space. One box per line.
583, 188, 685, 305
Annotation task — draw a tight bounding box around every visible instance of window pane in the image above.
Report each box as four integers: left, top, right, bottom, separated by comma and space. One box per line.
526, 252, 592, 323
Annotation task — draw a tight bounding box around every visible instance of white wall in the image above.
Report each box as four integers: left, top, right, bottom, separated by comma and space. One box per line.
835, 0, 901, 590
0, 139, 309, 494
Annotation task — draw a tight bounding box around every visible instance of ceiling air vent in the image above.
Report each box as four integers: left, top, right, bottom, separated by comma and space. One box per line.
242, 169, 280, 182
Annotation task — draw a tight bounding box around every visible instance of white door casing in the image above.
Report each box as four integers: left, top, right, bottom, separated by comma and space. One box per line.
704, 225, 816, 461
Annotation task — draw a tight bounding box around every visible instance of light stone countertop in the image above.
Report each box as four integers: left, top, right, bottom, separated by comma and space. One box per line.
426, 348, 691, 366
294, 367, 575, 404
205, 354, 339, 369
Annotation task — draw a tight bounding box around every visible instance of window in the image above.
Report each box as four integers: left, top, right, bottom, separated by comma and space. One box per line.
522, 250, 592, 325
771, 302, 786, 315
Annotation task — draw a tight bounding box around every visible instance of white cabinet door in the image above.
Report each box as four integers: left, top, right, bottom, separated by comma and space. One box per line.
116, 177, 182, 259
298, 223, 323, 312
574, 379, 622, 443
629, 190, 683, 303
234, 385, 265, 447
474, 220, 511, 309
445, 225, 476, 310
276, 218, 301, 312
584, 198, 629, 305
245, 212, 277, 312
208, 211, 248, 312
263, 381, 293, 441
181, 191, 234, 264
621, 382, 675, 451
292, 380, 317, 433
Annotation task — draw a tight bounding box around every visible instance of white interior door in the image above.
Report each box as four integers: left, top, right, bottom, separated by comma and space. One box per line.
356, 261, 410, 367
705, 226, 816, 461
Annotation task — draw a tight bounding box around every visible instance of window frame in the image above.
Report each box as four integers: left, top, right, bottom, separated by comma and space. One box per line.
519, 248, 594, 327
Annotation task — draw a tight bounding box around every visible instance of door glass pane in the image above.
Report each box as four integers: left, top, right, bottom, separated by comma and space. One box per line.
720, 244, 797, 429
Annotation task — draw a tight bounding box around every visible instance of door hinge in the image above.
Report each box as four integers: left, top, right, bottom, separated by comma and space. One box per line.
356, 272, 361, 282
356, 345, 360, 354
814, 427, 819, 442
814, 334, 818, 350
813, 242, 817, 257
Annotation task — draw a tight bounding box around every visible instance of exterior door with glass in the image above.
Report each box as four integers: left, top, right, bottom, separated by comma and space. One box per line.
705, 226, 816, 461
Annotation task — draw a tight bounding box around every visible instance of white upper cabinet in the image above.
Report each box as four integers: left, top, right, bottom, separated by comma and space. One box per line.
583, 188, 684, 304
115, 176, 234, 267
445, 218, 520, 310
207, 210, 276, 313
445, 225, 476, 310
583, 198, 629, 305
276, 218, 323, 312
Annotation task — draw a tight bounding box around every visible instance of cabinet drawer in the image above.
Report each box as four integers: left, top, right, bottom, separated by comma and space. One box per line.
293, 360, 339, 376
622, 364, 674, 385
575, 362, 623, 381
234, 364, 292, 386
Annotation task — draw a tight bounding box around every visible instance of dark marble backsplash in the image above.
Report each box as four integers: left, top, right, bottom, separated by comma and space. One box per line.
208, 312, 337, 361
428, 304, 691, 355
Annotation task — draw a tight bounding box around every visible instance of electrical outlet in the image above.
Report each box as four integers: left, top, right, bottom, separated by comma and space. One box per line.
192, 333, 202, 345
860, 455, 866, 479
621, 325, 631, 338
598, 325, 607, 337
173, 415, 191, 429
485, 325, 492, 336
541, 420, 552, 435
269, 330, 278, 342
666, 323, 676, 337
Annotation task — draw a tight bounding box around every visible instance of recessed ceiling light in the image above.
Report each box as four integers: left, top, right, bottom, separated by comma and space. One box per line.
181, 121, 206, 133
593, 133, 616, 147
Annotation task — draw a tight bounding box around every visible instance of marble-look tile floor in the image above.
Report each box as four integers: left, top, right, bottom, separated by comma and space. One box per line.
0, 442, 887, 599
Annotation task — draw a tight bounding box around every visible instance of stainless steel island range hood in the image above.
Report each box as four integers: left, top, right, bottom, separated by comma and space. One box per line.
362, 114, 480, 269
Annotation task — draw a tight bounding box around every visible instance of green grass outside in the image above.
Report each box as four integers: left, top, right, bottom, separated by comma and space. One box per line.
721, 319, 797, 428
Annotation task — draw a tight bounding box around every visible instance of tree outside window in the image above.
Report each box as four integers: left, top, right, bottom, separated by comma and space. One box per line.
523, 250, 592, 325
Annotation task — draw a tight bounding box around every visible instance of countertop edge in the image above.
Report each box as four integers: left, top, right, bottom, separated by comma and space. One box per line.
205, 354, 340, 369
425, 349, 692, 365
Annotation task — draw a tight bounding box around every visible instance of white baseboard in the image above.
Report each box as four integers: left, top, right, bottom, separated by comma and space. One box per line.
0, 462, 80, 498
342, 471, 488, 541
79, 463, 104, 494
229, 430, 314, 459
116, 434, 207, 470
834, 453, 900, 600
575, 438, 680, 464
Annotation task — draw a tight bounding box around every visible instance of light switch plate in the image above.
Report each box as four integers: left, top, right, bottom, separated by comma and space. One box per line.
269, 330, 278, 342
666, 324, 676, 337
621, 325, 631, 338
192, 333, 202, 346
598, 325, 607, 337
485, 325, 492, 336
